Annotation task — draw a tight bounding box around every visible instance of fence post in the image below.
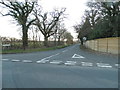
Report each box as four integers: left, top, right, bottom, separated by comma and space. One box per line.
106, 38, 108, 53
97, 39, 99, 51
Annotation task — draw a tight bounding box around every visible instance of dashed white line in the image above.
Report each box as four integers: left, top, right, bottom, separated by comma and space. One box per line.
22, 60, 32, 63
1, 59, 9, 61
81, 62, 93, 67
66, 61, 76, 63
50, 60, 63, 65
64, 63, 76, 66
36, 60, 49, 64
115, 64, 119, 67
97, 63, 112, 68
11, 59, 20, 62
65, 61, 76, 66
2, 57, 116, 69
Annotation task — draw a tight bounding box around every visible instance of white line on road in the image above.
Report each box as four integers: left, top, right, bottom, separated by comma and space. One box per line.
72, 54, 85, 59
22, 60, 32, 63
55, 53, 60, 55
62, 50, 68, 52
81, 62, 93, 67
66, 61, 76, 63
40, 53, 60, 61
36, 60, 49, 64
97, 63, 112, 68
11, 59, 20, 62
64, 62, 76, 66
65, 61, 76, 66
115, 64, 119, 67
50, 60, 63, 65
1, 59, 9, 61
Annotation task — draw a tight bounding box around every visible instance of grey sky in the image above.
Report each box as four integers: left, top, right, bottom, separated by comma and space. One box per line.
0, 0, 88, 40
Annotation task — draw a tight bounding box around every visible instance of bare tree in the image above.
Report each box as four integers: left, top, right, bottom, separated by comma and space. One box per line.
33, 7, 66, 46
0, 0, 36, 50
29, 26, 40, 48
52, 22, 66, 45
56, 23, 66, 45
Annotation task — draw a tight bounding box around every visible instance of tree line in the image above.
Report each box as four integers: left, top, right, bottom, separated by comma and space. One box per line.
0, 0, 73, 50
74, 1, 120, 45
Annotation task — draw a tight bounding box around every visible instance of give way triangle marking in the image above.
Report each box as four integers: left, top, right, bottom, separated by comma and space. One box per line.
72, 54, 85, 59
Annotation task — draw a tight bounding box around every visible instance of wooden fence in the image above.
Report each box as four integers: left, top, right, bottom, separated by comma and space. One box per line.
84, 37, 119, 54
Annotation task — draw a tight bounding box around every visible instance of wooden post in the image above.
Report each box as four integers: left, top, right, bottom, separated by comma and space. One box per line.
106, 38, 108, 53
97, 39, 99, 51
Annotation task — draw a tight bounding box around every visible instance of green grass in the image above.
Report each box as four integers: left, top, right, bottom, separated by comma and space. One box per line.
1, 45, 69, 54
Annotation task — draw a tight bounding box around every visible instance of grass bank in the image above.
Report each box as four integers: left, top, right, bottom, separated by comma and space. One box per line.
1, 45, 70, 54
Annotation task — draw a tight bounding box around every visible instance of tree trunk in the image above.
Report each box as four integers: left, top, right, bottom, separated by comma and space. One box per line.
54, 38, 57, 46
22, 25, 28, 50
44, 36, 48, 47
80, 38, 83, 45
58, 36, 61, 45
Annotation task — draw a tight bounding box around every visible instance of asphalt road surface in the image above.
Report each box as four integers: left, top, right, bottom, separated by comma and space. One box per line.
1, 44, 118, 88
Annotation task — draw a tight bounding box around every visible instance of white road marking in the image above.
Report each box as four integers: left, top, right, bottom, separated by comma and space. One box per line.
115, 64, 120, 68
62, 50, 68, 52
11, 59, 20, 62
50, 60, 63, 65
22, 60, 32, 63
72, 54, 85, 59
1, 59, 9, 61
65, 62, 76, 66
66, 61, 76, 63
56, 53, 60, 55
81, 62, 93, 67
65, 61, 76, 66
41, 53, 60, 60
36, 60, 49, 64
97, 63, 112, 68
115, 64, 119, 67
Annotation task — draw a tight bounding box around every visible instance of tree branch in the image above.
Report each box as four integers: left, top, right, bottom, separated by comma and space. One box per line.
27, 19, 36, 28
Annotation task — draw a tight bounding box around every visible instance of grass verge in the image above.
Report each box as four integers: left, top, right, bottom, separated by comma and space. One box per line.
1, 45, 69, 54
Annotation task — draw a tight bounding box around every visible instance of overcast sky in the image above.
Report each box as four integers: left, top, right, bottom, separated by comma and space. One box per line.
0, 0, 88, 40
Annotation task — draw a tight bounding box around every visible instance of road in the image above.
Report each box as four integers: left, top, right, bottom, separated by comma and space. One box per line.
1, 44, 118, 88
